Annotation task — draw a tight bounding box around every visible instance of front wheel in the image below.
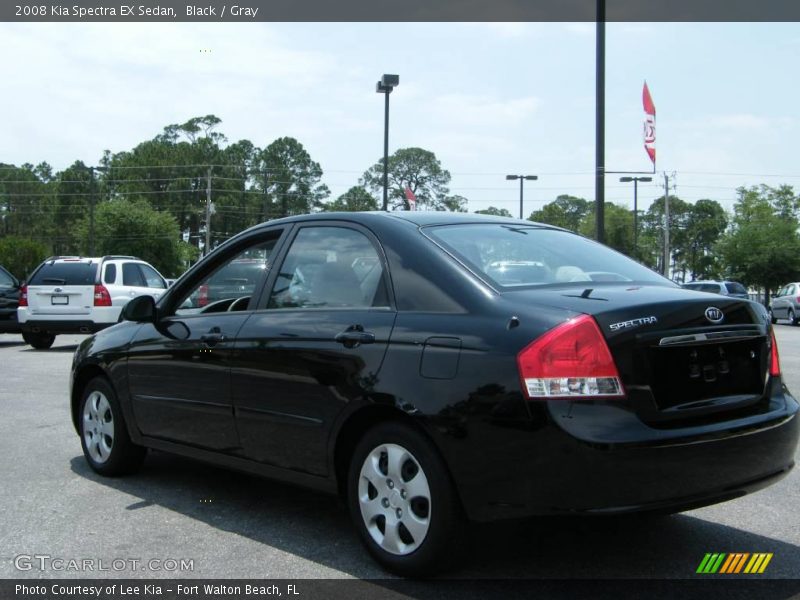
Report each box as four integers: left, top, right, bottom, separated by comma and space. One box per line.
79, 377, 145, 476
790, 308, 798, 326
347, 422, 463, 577
22, 331, 55, 349
768, 308, 777, 325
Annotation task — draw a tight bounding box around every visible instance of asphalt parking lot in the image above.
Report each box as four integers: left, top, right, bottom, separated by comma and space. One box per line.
0, 325, 799, 581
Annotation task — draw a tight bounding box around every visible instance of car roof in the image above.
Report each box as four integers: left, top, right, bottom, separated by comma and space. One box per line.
251, 211, 555, 229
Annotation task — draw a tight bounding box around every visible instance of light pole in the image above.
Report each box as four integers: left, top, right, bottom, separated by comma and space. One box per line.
619, 176, 652, 257
506, 174, 538, 219
375, 74, 399, 211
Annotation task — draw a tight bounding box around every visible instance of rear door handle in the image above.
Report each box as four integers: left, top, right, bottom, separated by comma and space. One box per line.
335, 326, 375, 348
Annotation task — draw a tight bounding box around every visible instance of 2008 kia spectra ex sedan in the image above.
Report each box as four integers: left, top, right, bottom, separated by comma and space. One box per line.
70, 212, 799, 576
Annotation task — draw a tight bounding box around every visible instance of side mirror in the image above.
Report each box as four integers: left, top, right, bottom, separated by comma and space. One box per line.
121, 295, 157, 323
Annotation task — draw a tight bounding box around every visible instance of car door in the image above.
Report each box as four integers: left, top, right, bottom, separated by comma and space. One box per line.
126, 229, 285, 451
773, 285, 788, 318
231, 223, 397, 476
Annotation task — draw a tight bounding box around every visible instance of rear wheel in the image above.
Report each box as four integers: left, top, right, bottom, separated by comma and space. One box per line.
22, 331, 55, 349
790, 308, 798, 326
768, 308, 777, 325
79, 377, 145, 476
347, 422, 463, 577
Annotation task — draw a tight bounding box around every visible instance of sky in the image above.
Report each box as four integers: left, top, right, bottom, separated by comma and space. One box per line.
2, 21, 799, 216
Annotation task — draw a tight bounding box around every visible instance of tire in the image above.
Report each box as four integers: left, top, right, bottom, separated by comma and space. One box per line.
768, 308, 777, 325
347, 422, 463, 577
22, 331, 55, 349
790, 309, 798, 326
79, 376, 145, 476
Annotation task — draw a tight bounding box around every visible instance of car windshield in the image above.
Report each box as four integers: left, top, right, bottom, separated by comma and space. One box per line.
426, 224, 669, 288
29, 262, 95, 285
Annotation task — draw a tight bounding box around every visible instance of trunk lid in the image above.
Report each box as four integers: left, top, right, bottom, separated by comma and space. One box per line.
508, 284, 771, 424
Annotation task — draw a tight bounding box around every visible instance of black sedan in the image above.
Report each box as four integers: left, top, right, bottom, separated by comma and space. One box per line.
70, 212, 799, 576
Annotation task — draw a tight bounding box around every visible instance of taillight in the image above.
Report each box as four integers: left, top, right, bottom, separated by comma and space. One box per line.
517, 314, 625, 399
769, 328, 781, 377
198, 284, 209, 307
93, 285, 112, 307
19, 285, 28, 307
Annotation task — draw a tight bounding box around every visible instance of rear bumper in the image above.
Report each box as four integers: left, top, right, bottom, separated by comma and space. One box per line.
20, 320, 113, 334
449, 392, 800, 522
0, 310, 20, 333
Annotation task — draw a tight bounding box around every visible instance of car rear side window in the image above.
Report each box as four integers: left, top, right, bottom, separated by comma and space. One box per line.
268, 227, 388, 309
426, 224, 668, 288
725, 282, 747, 295
29, 262, 96, 285
103, 264, 117, 284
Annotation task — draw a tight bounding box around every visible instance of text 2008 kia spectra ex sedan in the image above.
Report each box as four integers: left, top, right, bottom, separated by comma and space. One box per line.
70, 212, 799, 576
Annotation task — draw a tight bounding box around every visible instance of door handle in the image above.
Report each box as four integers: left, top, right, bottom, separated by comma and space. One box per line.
200, 327, 226, 347
335, 326, 375, 348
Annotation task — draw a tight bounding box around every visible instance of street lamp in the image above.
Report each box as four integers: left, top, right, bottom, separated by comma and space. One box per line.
376, 74, 399, 211
619, 176, 652, 256
505, 174, 538, 219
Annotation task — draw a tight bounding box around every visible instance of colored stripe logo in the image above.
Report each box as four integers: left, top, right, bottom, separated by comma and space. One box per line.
696, 553, 773, 574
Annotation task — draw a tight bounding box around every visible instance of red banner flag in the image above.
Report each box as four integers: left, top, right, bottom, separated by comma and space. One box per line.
643, 81, 656, 165
404, 187, 417, 211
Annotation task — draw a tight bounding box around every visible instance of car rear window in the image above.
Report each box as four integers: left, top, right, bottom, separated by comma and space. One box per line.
426, 224, 669, 288
0, 269, 15, 287
29, 262, 96, 285
725, 282, 747, 295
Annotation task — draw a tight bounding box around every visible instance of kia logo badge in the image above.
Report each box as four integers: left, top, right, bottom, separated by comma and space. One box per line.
705, 307, 724, 324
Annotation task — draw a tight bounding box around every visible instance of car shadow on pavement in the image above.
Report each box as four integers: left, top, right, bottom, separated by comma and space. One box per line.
23, 344, 78, 353
0, 340, 25, 348
69, 451, 800, 584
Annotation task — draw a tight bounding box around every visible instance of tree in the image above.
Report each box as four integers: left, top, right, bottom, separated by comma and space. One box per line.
638, 195, 691, 274
579, 202, 635, 257
75, 199, 197, 276
256, 137, 330, 218
681, 199, 728, 281
528, 195, 590, 232
0, 236, 49, 279
361, 147, 454, 211
475, 206, 512, 217
323, 187, 379, 212
717, 185, 800, 303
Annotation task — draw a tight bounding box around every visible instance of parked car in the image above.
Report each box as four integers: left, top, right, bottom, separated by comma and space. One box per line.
70, 213, 798, 576
769, 282, 800, 326
18, 255, 167, 349
681, 280, 749, 299
0, 264, 21, 334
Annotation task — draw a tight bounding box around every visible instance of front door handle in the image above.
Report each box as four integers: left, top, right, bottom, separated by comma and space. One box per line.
335, 325, 375, 349
200, 326, 226, 347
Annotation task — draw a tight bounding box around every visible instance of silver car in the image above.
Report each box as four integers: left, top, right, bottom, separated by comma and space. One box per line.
681, 280, 749, 299
770, 282, 800, 325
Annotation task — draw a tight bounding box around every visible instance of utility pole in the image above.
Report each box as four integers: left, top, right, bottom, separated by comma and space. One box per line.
264, 167, 269, 221
595, 0, 605, 243
88, 166, 96, 256
663, 172, 670, 277
204, 165, 212, 256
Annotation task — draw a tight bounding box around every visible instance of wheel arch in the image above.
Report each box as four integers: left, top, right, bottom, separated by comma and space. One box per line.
71, 364, 110, 434
331, 404, 464, 513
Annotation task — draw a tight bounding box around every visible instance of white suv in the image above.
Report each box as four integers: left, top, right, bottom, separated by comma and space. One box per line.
17, 256, 167, 349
